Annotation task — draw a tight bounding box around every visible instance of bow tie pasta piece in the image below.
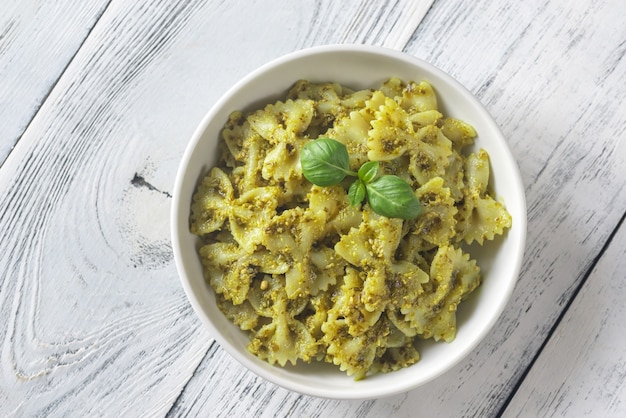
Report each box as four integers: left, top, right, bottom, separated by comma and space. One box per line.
465, 149, 491, 195
247, 274, 319, 366
309, 247, 346, 295
249, 319, 319, 366
199, 243, 288, 305
245, 100, 315, 183
307, 185, 347, 221
371, 338, 421, 375
409, 109, 444, 129
411, 177, 459, 252
230, 133, 267, 194
221, 115, 269, 189
360, 267, 390, 314
407, 125, 453, 186
221, 111, 254, 165
216, 295, 259, 331
368, 319, 421, 375
190, 167, 233, 236
367, 96, 415, 161
386, 260, 430, 310
300, 292, 334, 342
440, 151, 466, 202
229, 186, 280, 253
287, 79, 344, 102
401, 245, 480, 342
400, 80, 438, 112
261, 139, 306, 182
326, 267, 384, 336
459, 195, 512, 245
308, 185, 363, 236
247, 274, 307, 319
456, 150, 512, 245
440, 117, 478, 151
377, 77, 438, 114
378, 77, 405, 98
263, 206, 330, 298
240, 100, 315, 190
322, 308, 390, 380
339, 88, 374, 111
335, 208, 404, 267
247, 99, 315, 140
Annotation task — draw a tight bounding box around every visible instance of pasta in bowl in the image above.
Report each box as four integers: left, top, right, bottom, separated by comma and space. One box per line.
172, 45, 526, 399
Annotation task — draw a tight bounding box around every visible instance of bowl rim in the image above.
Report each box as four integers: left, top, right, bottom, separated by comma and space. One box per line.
171, 43, 527, 400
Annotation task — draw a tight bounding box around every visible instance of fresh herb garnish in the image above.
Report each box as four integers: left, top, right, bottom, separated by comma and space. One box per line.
365, 175, 422, 219
300, 137, 356, 186
301, 138, 421, 219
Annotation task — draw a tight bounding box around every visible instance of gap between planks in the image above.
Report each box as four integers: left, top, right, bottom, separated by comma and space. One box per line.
166, 340, 218, 417
496, 209, 626, 417
0, 0, 115, 171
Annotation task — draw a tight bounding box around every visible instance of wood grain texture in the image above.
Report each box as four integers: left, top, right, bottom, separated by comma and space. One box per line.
1, 0, 624, 416
502, 215, 626, 417
0, 0, 434, 416
294, 0, 433, 50
0, 0, 111, 166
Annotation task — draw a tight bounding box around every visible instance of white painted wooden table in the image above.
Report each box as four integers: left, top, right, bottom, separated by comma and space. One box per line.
1, 0, 624, 416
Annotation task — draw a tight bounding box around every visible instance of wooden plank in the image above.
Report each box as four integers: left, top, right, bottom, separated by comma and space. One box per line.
0, 0, 433, 416
162, 0, 626, 417
0, 0, 111, 165
501, 216, 626, 416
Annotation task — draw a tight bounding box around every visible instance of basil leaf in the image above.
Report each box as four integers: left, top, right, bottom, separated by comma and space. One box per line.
300, 138, 354, 186
358, 161, 379, 184
366, 175, 421, 219
348, 179, 366, 206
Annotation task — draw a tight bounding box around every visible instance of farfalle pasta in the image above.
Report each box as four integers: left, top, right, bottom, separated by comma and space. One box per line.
190, 78, 512, 379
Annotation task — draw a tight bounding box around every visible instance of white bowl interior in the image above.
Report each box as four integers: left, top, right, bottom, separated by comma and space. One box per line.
171, 45, 527, 400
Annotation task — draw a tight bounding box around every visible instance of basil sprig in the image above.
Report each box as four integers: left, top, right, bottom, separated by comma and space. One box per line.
301, 138, 421, 219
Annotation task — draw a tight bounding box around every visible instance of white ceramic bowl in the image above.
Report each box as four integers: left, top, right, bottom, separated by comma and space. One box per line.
171, 44, 526, 400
